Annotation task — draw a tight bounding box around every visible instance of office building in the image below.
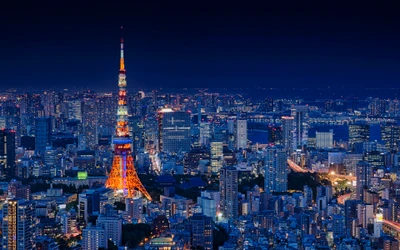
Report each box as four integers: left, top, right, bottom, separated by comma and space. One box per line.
197, 191, 220, 220
356, 162, 373, 202
349, 123, 370, 150
291, 105, 308, 149
210, 141, 223, 173
282, 116, 294, 155
96, 214, 123, 248
316, 130, 333, 148
35, 117, 52, 156
199, 122, 211, 146
0, 129, 16, 177
82, 223, 106, 250
68, 100, 82, 122
264, 145, 287, 193
190, 214, 214, 250
220, 166, 238, 220
2, 199, 37, 250
235, 119, 247, 150
161, 111, 191, 153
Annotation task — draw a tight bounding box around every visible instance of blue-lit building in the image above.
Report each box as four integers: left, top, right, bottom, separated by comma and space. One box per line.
161, 111, 191, 153
35, 117, 52, 155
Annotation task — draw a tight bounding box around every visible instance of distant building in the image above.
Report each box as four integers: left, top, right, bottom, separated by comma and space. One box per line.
282, 116, 294, 155
0, 129, 16, 178
161, 111, 191, 153
316, 130, 333, 149
264, 145, 287, 193
291, 106, 308, 149
35, 117, 52, 156
210, 141, 223, 173
220, 166, 238, 220
235, 119, 247, 150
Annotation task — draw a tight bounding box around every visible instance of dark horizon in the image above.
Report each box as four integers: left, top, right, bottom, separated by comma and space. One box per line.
1, 1, 400, 91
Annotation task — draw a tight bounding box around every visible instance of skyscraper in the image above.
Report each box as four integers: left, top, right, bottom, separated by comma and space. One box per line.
282, 116, 294, 155
35, 116, 52, 156
82, 99, 98, 149
356, 161, 373, 202
236, 119, 247, 150
161, 111, 191, 153
0, 129, 16, 178
220, 166, 238, 220
210, 141, 223, 174
349, 123, 370, 150
291, 105, 308, 149
2, 199, 37, 250
264, 145, 287, 193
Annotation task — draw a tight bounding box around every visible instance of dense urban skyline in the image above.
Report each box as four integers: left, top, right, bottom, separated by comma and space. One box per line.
2, 2, 400, 250
1, 1, 400, 90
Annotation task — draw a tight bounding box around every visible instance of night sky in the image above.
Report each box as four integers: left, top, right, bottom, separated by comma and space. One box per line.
1, 1, 400, 92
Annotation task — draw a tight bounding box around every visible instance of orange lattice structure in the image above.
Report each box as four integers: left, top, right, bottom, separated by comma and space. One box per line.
106, 28, 152, 201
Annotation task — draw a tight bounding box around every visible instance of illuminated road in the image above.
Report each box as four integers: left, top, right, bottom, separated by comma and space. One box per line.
383, 219, 400, 232
337, 192, 352, 204
287, 159, 313, 173
287, 159, 355, 182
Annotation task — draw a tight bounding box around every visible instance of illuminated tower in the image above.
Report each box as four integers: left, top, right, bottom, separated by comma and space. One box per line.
106, 28, 152, 200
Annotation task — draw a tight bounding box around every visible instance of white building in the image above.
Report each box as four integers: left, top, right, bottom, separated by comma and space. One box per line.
82, 223, 106, 250
236, 119, 247, 150
316, 130, 333, 148
96, 214, 123, 248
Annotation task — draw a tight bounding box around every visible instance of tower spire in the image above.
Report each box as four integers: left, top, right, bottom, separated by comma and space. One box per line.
120, 26, 125, 72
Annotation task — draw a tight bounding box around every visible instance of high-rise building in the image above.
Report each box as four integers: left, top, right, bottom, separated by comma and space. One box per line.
210, 141, 223, 173
199, 122, 212, 146
190, 214, 214, 250
356, 162, 373, 201
219, 166, 238, 220
0, 129, 16, 178
68, 100, 82, 122
78, 190, 100, 223
291, 106, 308, 149
357, 203, 374, 229
349, 123, 370, 150
161, 111, 191, 153
96, 214, 123, 248
264, 145, 287, 193
82, 99, 98, 149
369, 98, 387, 116
82, 223, 106, 250
2, 199, 37, 250
267, 125, 283, 144
316, 130, 333, 148
235, 119, 247, 150
282, 116, 294, 155
381, 124, 400, 152
35, 116, 52, 155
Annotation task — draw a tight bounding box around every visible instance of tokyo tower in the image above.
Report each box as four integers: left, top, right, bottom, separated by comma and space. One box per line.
105, 28, 152, 200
